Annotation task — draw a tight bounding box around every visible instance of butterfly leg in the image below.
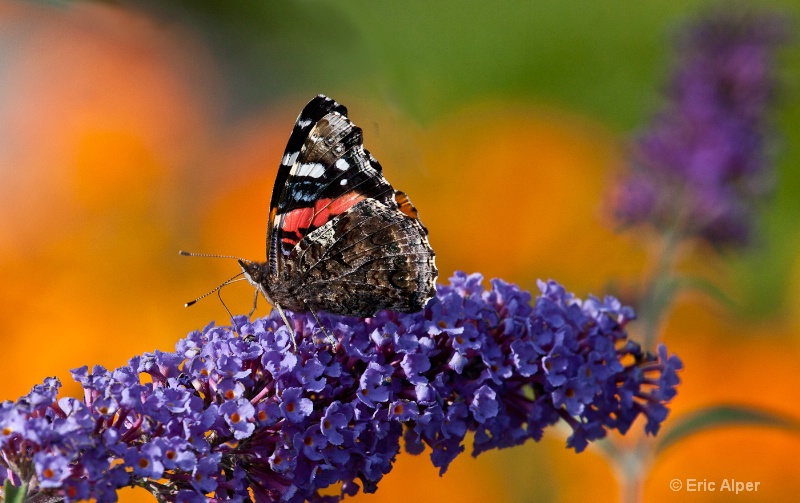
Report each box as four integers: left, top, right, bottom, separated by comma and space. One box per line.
248, 290, 258, 318
218, 289, 241, 336
306, 303, 338, 350
274, 302, 298, 352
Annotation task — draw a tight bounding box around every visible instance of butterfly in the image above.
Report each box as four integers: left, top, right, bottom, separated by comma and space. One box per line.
234, 95, 437, 349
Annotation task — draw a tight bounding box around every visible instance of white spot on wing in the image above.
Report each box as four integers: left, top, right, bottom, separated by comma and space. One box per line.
282, 151, 299, 167
297, 118, 312, 129
340, 178, 348, 186
295, 162, 326, 178
306, 219, 338, 248
335, 158, 350, 171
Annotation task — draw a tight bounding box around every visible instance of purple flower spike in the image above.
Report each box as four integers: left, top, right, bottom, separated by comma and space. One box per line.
0, 273, 681, 502
612, 9, 788, 247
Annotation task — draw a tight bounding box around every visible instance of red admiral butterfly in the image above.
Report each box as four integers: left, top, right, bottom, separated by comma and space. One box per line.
187, 95, 437, 349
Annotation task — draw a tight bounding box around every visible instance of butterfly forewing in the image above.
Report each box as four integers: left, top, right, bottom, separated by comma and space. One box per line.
267, 96, 395, 278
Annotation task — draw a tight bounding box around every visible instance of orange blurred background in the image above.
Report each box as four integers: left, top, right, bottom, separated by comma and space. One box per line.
2, 1, 800, 502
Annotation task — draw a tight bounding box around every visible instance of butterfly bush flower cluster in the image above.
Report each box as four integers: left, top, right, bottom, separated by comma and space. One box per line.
612, 10, 787, 247
0, 273, 681, 502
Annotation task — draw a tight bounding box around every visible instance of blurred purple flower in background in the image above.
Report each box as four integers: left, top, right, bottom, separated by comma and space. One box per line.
0, 273, 681, 502
613, 10, 788, 247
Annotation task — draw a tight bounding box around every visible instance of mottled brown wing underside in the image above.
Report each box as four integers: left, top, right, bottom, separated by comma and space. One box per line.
284, 198, 437, 317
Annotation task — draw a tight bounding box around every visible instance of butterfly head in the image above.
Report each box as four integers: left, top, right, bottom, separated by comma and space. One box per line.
238, 259, 269, 290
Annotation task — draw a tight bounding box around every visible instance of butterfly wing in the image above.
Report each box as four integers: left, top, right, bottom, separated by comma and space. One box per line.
267, 95, 396, 280
286, 197, 437, 317
267, 95, 437, 316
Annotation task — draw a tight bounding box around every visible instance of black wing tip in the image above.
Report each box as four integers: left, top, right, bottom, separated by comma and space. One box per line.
303, 94, 347, 118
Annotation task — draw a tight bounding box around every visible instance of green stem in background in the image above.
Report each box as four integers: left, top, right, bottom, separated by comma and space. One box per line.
614, 442, 651, 503
611, 230, 797, 503
611, 227, 684, 503
639, 228, 681, 352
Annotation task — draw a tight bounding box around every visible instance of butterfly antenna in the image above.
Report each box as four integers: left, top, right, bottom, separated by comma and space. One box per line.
179, 250, 246, 261
184, 272, 244, 307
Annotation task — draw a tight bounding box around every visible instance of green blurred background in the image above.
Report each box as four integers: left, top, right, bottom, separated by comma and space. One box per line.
1, 0, 799, 501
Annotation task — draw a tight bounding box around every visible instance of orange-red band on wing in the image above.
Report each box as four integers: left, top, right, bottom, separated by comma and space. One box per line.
312, 192, 366, 227
278, 192, 367, 249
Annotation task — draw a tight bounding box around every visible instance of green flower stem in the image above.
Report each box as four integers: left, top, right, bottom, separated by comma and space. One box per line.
640, 228, 681, 352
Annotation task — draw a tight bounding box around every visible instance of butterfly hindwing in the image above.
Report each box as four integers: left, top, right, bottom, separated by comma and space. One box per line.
285, 198, 437, 317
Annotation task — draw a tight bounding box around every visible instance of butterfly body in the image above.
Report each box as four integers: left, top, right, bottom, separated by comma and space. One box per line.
241, 95, 437, 328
